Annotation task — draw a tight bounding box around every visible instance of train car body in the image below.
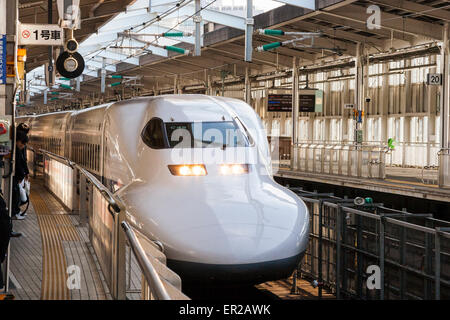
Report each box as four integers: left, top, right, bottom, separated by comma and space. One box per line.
20, 95, 310, 284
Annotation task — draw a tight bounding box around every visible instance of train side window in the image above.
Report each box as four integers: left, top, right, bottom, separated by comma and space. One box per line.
141, 118, 167, 149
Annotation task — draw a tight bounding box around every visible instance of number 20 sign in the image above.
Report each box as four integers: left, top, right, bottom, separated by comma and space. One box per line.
427, 73, 443, 86
18, 23, 64, 46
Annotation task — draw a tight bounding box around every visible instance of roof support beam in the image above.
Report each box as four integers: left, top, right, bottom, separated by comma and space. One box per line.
86, 60, 116, 72
273, 0, 315, 10
94, 50, 140, 65
174, 5, 246, 30
323, 4, 443, 40
367, 0, 450, 22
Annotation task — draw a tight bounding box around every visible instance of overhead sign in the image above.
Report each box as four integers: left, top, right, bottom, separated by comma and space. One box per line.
268, 94, 292, 112
0, 35, 6, 85
268, 90, 324, 112
18, 23, 64, 46
299, 89, 316, 112
427, 73, 442, 86
344, 103, 355, 109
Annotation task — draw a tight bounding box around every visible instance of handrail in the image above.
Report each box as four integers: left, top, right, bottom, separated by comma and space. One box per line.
74, 164, 120, 213
39, 149, 74, 169
39, 149, 120, 212
39, 148, 179, 300
121, 221, 171, 300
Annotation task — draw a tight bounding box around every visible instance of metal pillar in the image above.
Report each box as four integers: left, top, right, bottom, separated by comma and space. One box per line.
291, 57, 299, 169
441, 23, 449, 149
244, 0, 253, 62
101, 58, 106, 94
194, 0, 201, 56
244, 67, 251, 104
173, 75, 178, 94
355, 43, 363, 144
379, 214, 385, 300
435, 228, 441, 300
47, 0, 54, 87
207, 75, 213, 96
1, 0, 17, 293
44, 89, 48, 104
76, 76, 81, 92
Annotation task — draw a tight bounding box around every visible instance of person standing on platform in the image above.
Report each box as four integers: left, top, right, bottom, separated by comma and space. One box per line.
10, 131, 29, 231
15, 123, 30, 219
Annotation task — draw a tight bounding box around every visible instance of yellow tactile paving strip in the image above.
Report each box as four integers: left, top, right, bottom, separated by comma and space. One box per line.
30, 190, 80, 300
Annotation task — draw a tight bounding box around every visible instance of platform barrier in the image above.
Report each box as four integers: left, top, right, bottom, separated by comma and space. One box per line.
438, 149, 450, 188
291, 143, 386, 179
290, 188, 450, 300
40, 150, 188, 300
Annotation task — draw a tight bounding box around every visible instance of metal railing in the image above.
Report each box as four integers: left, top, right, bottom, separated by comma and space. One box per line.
291, 143, 386, 179
288, 140, 440, 168
121, 222, 189, 300
38, 149, 188, 300
290, 188, 450, 300
438, 148, 450, 188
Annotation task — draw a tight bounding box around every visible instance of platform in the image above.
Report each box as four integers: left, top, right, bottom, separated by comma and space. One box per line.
275, 168, 450, 203
7, 177, 145, 300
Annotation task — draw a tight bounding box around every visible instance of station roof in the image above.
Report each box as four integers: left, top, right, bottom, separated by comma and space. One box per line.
20, 0, 136, 72
21, 0, 450, 109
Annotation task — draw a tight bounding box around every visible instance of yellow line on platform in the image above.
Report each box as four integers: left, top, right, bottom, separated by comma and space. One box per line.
30, 189, 80, 300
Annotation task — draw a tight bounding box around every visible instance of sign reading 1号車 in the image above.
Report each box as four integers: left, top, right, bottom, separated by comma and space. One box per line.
18, 23, 64, 46
0, 35, 6, 85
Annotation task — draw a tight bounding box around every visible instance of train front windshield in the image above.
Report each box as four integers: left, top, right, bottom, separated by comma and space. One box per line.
165, 121, 250, 148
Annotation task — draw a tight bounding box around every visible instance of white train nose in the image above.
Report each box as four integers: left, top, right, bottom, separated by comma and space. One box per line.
167, 222, 307, 265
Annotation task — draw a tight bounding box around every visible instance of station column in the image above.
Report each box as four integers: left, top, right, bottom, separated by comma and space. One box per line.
291, 57, 299, 169
0, 0, 17, 292
441, 23, 449, 150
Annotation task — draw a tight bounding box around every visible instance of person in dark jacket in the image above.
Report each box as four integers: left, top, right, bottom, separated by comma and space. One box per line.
16, 123, 30, 170
11, 132, 29, 223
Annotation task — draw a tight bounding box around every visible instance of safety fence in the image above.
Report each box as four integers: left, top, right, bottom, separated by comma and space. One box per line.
32, 149, 188, 300
285, 142, 450, 188
291, 188, 450, 300
291, 143, 386, 179
439, 149, 450, 188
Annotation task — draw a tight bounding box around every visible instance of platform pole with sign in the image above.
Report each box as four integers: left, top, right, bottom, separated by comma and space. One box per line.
48, 0, 54, 87
439, 23, 450, 188
441, 23, 449, 150
1, 0, 17, 293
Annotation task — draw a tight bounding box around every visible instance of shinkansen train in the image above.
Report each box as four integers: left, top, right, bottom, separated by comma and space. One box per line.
19, 95, 310, 284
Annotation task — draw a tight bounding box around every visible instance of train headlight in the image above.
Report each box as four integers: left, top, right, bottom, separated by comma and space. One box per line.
168, 164, 207, 176
219, 164, 249, 175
